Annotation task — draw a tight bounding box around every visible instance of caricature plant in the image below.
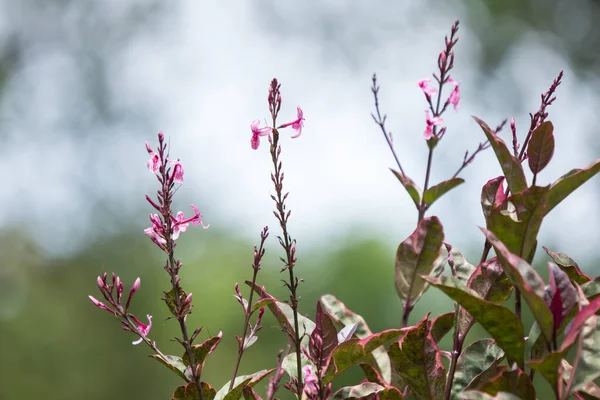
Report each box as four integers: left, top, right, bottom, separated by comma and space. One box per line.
89, 20, 600, 400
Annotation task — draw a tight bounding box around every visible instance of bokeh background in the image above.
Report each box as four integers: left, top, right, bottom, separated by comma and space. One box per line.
1, 1, 599, 399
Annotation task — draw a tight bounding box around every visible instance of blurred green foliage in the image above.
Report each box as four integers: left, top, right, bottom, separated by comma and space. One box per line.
2, 225, 593, 399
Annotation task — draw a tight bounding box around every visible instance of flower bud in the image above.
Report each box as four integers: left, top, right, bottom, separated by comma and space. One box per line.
125, 277, 141, 310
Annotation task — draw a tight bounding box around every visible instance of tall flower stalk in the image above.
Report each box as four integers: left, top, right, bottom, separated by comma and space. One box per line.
251, 78, 305, 395
144, 132, 209, 399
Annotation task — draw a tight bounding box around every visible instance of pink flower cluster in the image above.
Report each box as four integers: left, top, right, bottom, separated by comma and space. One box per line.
417, 77, 461, 140
143, 133, 209, 250
251, 106, 305, 150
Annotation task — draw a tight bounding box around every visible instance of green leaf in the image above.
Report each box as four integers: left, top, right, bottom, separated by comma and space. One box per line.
321, 294, 393, 383
182, 332, 223, 376
582, 277, 600, 299
458, 258, 513, 340
323, 328, 404, 384
545, 158, 600, 215
528, 350, 570, 392
387, 315, 446, 400
452, 339, 505, 400
448, 248, 477, 283
568, 314, 600, 394
475, 368, 536, 400
461, 391, 521, 400
481, 176, 506, 220
422, 275, 525, 364
561, 360, 600, 400
527, 121, 555, 174
242, 386, 262, 400
251, 298, 275, 314
542, 246, 591, 285
423, 178, 465, 208
214, 369, 274, 400
473, 116, 527, 194
482, 228, 554, 345
163, 287, 187, 317
391, 169, 422, 208
467, 258, 513, 305
149, 354, 188, 380
172, 382, 216, 400
485, 185, 549, 261
429, 312, 455, 343
246, 282, 315, 345
329, 382, 385, 399
395, 216, 444, 308
281, 352, 312, 382
359, 363, 406, 399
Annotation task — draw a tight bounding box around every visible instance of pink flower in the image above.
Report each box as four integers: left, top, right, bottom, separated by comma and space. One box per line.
145, 142, 160, 174
278, 106, 304, 138
418, 79, 438, 97
250, 119, 272, 150
170, 159, 184, 183
303, 365, 319, 398
131, 314, 153, 345
171, 204, 209, 240
172, 211, 189, 240
447, 77, 460, 111
424, 110, 444, 140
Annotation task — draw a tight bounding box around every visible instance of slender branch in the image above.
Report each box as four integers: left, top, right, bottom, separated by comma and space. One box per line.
371, 74, 406, 176
229, 228, 268, 391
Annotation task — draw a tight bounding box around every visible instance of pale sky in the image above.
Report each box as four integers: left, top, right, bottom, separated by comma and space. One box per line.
0, 1, 598, 268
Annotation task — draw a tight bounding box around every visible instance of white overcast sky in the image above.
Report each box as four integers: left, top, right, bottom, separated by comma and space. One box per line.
0, 1, 599, 266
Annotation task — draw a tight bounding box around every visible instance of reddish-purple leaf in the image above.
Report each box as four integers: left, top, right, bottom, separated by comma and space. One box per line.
323, 328, 404, 384
475, 367, 536, 400
395, 217, 444, 308
388, 315, 447, 400
172, 382, 216, 400
321, 294, 393, 383
182, 332, 223, 376
485, 185, 549, 261
481, 176, 506, 219
482, 228, 554, 345
429, 312, 455, 343
545, 263, 577, 333
562, 296, 600, 351
309, 301, 338, 363
391, 169, 422, 208
545, 158, 600, 216
473, 116, 527, 194
527, 121, 555, 174
543, 246, 591, 285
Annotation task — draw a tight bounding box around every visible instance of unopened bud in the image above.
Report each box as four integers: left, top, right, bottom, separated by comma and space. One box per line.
116, 276, 123, 302
183, 293, 193, 308
125, 277, 141, 310
158, 131, 164, 142
89, 295, 115, 314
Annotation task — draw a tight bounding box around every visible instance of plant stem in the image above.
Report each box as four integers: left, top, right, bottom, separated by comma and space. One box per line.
270, 129, 303, 395
229, 267, 259, 391
444, 317, 465, 400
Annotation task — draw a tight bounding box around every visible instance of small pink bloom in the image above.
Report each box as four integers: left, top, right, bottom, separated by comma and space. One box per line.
146, 142, 160, 174
446, 77, 460, 111
279, 107, 304, 138
172, 211, 189, 240
250, 119, 273, 150
170, 159, 184, 183
418, 79, 437, 97
131, 314, 152, 345
89, 295, 115, 314
144, 227, 167, 246
303, 365, 319, 398
424, 110, 444, 140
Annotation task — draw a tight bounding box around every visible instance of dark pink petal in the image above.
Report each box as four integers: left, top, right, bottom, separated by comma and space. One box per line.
171, 159, 184, 183
418, 78, 438, 97
251, 133, 260, 149
131, 314, 152, 345
89, 295, 115, 314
